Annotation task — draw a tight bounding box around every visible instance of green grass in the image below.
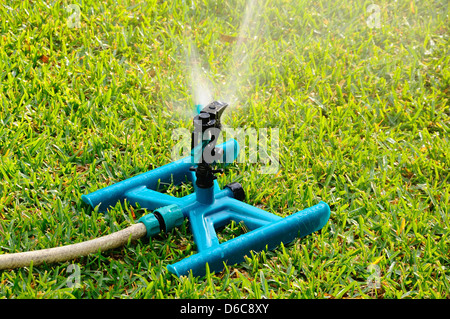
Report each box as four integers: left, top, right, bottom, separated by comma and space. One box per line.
0, 0, 449, 299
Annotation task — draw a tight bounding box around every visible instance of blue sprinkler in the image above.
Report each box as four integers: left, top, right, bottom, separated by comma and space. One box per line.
82, 101, 331, 277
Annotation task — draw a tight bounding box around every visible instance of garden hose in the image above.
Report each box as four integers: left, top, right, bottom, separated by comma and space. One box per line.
0, 223, 147, 270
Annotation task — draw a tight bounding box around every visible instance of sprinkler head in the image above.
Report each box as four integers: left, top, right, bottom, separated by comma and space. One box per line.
192, 101, 228, 139
191, 101, 228, 164
191, 101, 228, 188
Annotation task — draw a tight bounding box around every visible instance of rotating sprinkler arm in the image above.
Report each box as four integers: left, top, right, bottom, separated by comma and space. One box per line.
190, 101, 229, 188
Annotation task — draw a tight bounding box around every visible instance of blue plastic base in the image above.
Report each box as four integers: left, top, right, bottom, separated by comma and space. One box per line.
82, 139, 331, 277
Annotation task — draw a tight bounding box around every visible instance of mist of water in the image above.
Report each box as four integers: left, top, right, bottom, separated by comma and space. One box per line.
185, 41, 214, 113
220, 0, 262, 108
184, 0, 265, 114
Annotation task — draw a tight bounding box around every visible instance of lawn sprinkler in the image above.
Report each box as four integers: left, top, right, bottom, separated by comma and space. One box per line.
82, 101, 331, 277
0, 101, 330, 276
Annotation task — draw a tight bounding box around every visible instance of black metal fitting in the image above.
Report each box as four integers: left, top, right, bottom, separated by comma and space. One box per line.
189, 163, 222, 189
225, 182, 246, 201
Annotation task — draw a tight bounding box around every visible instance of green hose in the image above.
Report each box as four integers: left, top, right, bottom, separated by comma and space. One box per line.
0, 223, 147, 270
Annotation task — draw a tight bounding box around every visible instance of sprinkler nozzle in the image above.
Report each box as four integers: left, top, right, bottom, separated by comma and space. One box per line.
199, 100, 228, 129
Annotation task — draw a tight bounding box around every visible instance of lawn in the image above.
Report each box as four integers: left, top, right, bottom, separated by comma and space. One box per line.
0, 0, 448, 299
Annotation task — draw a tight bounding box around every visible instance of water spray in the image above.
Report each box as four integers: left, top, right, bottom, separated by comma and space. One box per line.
0, 100, 330, 277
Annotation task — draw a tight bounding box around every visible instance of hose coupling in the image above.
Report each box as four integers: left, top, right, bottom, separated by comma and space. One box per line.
138, 204, 185, 238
